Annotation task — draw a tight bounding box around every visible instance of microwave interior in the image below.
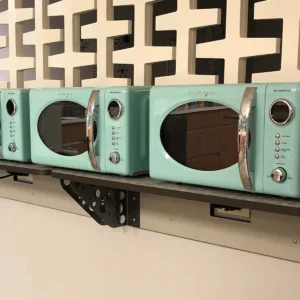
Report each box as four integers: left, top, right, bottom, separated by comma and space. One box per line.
160, 101, 240, 172
38, 101, 98, 157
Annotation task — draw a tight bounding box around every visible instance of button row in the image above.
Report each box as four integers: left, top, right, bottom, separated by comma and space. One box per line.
275, 133, 280, 159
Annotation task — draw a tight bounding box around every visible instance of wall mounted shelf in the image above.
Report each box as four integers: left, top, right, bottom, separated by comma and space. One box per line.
52, 168, 300, 218
0, 161, 299, 228
0, 160, 52, 175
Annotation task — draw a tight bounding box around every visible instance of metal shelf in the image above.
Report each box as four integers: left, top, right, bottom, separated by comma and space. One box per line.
52, 168, 300, 218
0, 160, 299, 225
0, 160, 52, 175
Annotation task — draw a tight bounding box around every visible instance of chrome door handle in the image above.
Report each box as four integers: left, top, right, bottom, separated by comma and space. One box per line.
238, 87, 257, 191
87, 90, 100, 171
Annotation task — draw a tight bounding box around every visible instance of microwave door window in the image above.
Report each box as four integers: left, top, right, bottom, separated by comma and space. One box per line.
38, 101, 89, 156
160, 101, 239, 171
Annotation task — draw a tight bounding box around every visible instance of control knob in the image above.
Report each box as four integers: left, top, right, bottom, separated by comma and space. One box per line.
8, 142, 16, 152
109, 152, 120, 164
271, 168, 287, 183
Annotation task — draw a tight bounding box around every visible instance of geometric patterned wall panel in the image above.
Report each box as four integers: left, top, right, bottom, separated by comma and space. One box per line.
155, 0, 220, 85
112, 0, 175, 86
81, 0, 131, 87
47, 0, 96, 87
253, 0, 300, 82
0, 0, 34, 88
0, 0, 298, 88
24, 0, 63, 88
197, 0, 279, 84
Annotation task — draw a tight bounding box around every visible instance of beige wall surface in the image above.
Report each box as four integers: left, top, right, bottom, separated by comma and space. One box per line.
1, 197, 300, 300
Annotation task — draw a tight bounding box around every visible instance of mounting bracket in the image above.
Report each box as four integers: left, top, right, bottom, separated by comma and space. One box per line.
60, 180, 140, 229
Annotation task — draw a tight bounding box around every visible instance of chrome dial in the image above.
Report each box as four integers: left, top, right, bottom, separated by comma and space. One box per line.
109, 152, 120, 164
271, 168, 287, 183
8, 142, 16, 152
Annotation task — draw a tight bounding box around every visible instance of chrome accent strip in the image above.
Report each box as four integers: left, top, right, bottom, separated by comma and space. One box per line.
238, 87, 257, 191
269, 99, 293, 126
87, 90, 100, 171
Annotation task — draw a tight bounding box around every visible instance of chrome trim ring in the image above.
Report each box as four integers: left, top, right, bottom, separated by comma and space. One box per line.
6, 99, 17, 116
269, 99, 293, 126
238, 87, 257, 191
108, 99, 122, 120
87, 90, 100, 171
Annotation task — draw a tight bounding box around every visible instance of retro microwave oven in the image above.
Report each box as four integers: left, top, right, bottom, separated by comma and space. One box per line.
30, 86, 150, 176
0, 89, 31, 162
150, 83, 300, 198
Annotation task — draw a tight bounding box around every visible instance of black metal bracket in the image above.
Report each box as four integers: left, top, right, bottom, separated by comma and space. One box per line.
60, 180, 140, 229
12, 172, 34, 184
0, 171, 31, 182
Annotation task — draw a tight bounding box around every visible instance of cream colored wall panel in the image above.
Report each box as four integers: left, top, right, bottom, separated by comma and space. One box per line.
1, 198, 300, 300
197, 0, 280, 83
0, 82, 9, 88
23, 0, 63, 88
0, 0, 34, 88
81, 0, 130, 87
113, 0, 175, 85
141, 194, 300, 263
48, 0, 96, 87
1, 173, 300, 263
0, 174, 87, 217
155, 0, 220, 85
0, 36, 8, 48
253, 0, 300, 82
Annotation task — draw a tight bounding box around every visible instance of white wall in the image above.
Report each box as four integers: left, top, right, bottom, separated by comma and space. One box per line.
1, 197, 300, 300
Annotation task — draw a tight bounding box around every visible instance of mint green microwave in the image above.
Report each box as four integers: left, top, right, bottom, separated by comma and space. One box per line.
0, 89, 31, 162
150, 83, 300, 198
30, 87, 150, 176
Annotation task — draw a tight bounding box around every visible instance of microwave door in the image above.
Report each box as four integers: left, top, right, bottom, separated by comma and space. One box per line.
87, 90, 100, 171
238, 87, 257, 191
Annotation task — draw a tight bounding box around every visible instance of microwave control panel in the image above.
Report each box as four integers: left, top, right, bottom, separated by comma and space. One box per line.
263, 83, 300, 198
107, 99, 124, 165
7, 99, 18, 152
6, 99, 19, 153
1, 90, 31, 162
269, 98, 293, 184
